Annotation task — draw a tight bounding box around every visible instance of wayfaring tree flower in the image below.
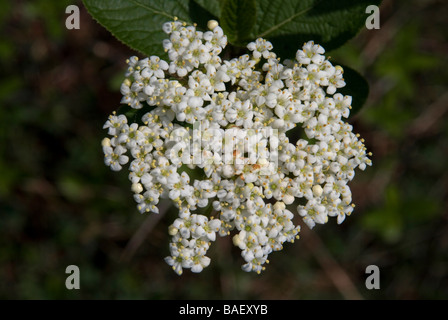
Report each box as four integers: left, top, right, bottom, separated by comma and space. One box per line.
101, 18, 372, 275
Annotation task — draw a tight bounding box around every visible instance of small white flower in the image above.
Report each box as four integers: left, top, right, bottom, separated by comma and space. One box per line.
103, 114, 127, 136
134, 189, 160, 214
296, 41, 325, 65
247, 38, 273, 59
103, 145, 129, 171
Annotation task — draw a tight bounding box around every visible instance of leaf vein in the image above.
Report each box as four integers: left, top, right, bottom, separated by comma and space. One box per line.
257, 0, 323, 38
128, 0, 175, 19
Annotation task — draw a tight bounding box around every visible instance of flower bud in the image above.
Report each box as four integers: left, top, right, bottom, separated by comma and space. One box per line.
207, 20, 219, 30
312, 185, 323, 197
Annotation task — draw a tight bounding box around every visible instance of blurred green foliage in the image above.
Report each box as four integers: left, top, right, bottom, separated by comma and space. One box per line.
0, 0, 447, 300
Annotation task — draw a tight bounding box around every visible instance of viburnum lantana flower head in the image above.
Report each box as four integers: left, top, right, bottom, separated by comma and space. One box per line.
102, 19, 372, 275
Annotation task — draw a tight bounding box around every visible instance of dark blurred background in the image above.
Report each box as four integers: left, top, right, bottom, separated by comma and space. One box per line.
0, 0, 447, 299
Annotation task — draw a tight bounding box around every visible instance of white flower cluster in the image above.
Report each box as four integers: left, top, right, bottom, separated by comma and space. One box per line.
101, 19, 372, 275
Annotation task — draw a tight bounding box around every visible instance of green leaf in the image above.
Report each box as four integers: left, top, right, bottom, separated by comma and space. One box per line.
82, 0, 192, 57
220, 0, 256, 46
338, 64, 369, 118
254, 0, 381, 58
192, 0, 221, 19
187, 0, 219, 32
